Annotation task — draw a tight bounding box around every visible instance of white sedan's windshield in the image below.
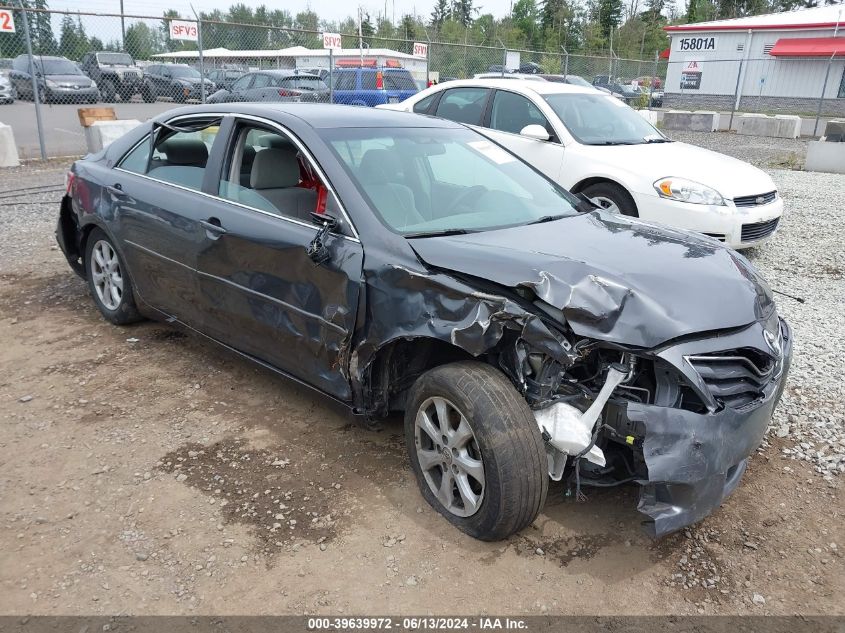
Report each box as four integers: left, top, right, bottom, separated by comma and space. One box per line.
544, 93, 669, 146
324, 127, 579, 236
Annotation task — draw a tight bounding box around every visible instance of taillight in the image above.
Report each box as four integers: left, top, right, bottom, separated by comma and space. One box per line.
64, 171, 76, 196
376, 71, 383, 90
278, 89, 302, 97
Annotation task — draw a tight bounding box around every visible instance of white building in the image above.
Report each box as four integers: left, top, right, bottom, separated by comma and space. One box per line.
663, 5, 845, 115
152, 46, 428, 81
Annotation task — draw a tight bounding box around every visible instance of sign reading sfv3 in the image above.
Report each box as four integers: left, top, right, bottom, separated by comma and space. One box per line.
169, 20, 198, 42
680, 60, 703, 90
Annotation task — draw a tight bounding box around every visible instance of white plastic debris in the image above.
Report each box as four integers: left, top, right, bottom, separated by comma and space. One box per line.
534, 366, 628, 477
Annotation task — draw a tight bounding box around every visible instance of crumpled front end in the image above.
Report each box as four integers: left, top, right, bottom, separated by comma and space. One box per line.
531, 314, 791, 537
627, 316, 792, 537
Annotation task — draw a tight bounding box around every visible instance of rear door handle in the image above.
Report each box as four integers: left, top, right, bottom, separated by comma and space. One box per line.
200, 218, 227, 236
106, 183, 127, 198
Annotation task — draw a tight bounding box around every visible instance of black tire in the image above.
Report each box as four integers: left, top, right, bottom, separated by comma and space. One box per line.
173, 85, 186, 103
119, 87, 134, 102
582, 181, 639, 217
404, 361, 548, 541
100, 79, 116, 102
84, 228, 143, 325
141, 84, 155, 103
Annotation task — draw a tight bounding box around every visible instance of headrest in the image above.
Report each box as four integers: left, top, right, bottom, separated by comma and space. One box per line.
160, 138, 208, 166
257, 134, 294, 150
358, 149, 399, 184
250, 148, 300, 189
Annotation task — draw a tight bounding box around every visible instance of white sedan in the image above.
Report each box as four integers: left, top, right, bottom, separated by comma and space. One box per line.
378, 79, 783, 248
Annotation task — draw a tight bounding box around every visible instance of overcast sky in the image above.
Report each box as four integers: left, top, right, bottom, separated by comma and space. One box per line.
50, 0, 517, 24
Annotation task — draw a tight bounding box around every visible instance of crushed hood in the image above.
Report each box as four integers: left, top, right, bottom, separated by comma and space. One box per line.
409, 211, 774, 349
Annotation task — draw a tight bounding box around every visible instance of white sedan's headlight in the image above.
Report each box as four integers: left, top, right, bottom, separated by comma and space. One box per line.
45, 79, 58, 88
654, 177, 725, 206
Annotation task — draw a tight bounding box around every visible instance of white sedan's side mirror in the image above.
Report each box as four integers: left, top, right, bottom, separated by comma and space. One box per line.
520, 124, 550, 141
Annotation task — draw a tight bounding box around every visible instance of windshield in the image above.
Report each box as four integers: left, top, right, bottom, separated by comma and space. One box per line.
279, 76, 326, 90
96, 53, 133, 66
544, 93, 669, 145
170, 66, 200, 79
323, 127, 579, 236
39, 59, 81, 75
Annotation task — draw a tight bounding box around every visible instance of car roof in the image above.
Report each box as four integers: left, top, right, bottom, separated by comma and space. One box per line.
427, 78, 600, 97
160, 103, 465, 129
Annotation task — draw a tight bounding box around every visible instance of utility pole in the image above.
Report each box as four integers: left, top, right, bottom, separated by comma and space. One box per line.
19, 0, 46, 160
120, 0, 125, 48
358, 7, 364, 67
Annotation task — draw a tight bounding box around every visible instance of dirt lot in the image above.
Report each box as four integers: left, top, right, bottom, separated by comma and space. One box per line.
0, 156, 842, 616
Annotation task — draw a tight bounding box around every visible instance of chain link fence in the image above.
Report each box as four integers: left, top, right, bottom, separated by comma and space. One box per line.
1, 7, 670, 158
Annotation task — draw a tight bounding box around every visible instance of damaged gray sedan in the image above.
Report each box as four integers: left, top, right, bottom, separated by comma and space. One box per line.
56, 104, 791, 540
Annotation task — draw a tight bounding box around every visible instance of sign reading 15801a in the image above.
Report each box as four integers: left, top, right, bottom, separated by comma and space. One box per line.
678, 37, 716, 51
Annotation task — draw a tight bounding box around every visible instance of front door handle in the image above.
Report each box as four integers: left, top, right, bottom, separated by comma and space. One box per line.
200, 218, 227, 237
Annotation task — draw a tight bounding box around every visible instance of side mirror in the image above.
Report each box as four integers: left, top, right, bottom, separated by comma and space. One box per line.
520, 124, 550, 141
307, 212, 338, 264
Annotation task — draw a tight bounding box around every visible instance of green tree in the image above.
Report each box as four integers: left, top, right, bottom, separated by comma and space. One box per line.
32, 0, 58, 55
512, 0, 539, 47
597, 0, 624, 38
59, 15, 89, 60
430, 0, 449, 30
124, 22, 160, 60
452, 0, 477, 27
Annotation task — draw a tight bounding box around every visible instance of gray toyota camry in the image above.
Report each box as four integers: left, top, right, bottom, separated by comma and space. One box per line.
57, 104, 791, 540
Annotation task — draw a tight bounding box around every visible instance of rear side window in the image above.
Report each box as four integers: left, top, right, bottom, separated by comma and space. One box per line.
384, 71, 416, 90
434, 88, 490, 125
251, 74, 271, 89
118, 120, 221, 192
361, 72, 377, 90
333, 71, 356, 90
413, 93, 437, 114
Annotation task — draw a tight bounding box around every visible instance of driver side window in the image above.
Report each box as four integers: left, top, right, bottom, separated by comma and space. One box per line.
231, 75, 252, 91
488, 91, 550, 135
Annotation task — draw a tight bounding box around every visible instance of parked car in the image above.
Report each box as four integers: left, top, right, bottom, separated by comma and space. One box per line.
593, 75, 643, 104
142, 64, 214, 103
635, 75, 663, 90
206, 70, 330, 104
330, 66, 418, 106
379, 79, 784, 248
9, 55, 98, 103
539, 74, 626, 100
205, 68, 247, 92
0, 72, 14, 104
80, 51, 143, 102
56, 103, 792, 541
473, 72, 547, 82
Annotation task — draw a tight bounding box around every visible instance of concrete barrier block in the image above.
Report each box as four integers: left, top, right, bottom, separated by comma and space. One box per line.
736, 113, 801, 139
662, 110, 719, 132
822, 120, 844, 142
805, 140, 845, 174
636, 109, 658, 125
83, 119, 142, 154
0, 122, 20, 167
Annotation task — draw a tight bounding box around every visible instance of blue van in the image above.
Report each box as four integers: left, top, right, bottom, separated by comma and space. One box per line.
331, 67, 418, 107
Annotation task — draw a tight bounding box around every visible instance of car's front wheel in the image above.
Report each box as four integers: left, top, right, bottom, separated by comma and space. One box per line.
84, 228, 142, 325
405, 361, 548, 541
582, 181, 639, 217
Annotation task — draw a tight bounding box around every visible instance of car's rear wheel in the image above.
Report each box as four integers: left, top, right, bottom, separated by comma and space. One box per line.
582, 182, 639, 217
141, 84, 155, 103
405, 361, 548, 541
84, 229, 142, 325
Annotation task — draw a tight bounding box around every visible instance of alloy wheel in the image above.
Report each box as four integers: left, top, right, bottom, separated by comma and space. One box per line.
414, 396, 485, 517
90, 240, 124, 311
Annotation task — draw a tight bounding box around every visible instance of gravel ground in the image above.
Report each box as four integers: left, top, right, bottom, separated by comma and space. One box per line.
667, 130, 809, 170
0, 135, 842, 616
